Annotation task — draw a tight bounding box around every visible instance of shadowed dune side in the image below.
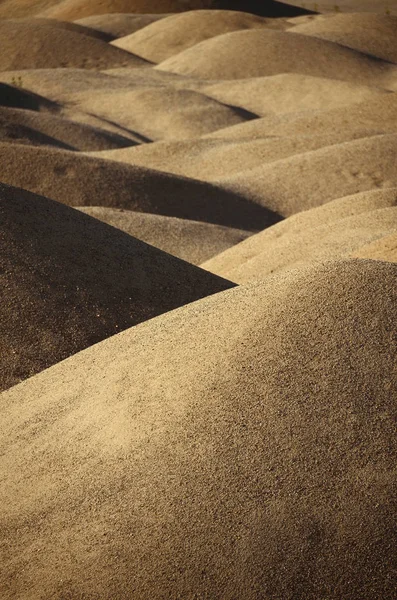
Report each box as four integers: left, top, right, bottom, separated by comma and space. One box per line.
8, 16, 114, 41
87, 130, 384, 180
0, 106, 138, 151
0, 82, 58, 112
0, 259, 395, 600
0, 183, 234, 391
352, 232, 397, 263
202, 206, 397, 282
111, 10, 271, 63
213, 134, 397, 216
75, 13, 171, 38
64, 87, 256, 141
0, 142, 278, 229
290, 13, 397, 63
202, 188, 397, 277
155, 28, 397, 85
78, 206, 251, 264
0, 20, 149, 71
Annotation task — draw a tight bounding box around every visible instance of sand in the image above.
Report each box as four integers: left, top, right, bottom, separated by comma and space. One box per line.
0, 183, 234, 391
156, 28, 397, 85
0, 20, 148, 71
0, 4, 395, 598
0, 259, 395, 599
78, 206, 251, 264
111, 10, 271, 62
0, 142, 278, 229
290, 13, 397, 63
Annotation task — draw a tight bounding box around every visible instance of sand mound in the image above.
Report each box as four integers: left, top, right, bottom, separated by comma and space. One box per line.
112, 10, 270, 63
0, 81, 58, 112
203, 206, 397, 282
0, 142, 277, 229
1, 259, 395, 599
203, 188, 397, 277
75, 13, 171, 38
0, 20, 148, 71
0, 106, 136, 151
156, 28, 396, 84
291, 13, 397, 64
78, 206, 251, 264
209, 92, 397, 141
214, 134, 397, 216
88, 131, 383, 181
64, 87, 255, 141
200, 73, 389, 117
0, 183, 234, 391
10, 16, 114, 41
352, 232, 397, 263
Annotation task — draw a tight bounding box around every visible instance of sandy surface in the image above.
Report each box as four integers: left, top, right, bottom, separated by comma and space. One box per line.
0, 3, 395, 599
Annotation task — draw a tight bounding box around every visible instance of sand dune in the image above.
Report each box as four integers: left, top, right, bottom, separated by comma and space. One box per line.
352, 231, 397, 262
199, 73, 389, 117
0, 20, 148, 71
78, 206, 251, 264
0, 106, 137, 150
214, 134, 397, 216
65, 86, 255, 141
112, 10, 270, 62
0, 259, 395, 599
0, 183, 234, 391
203, 188, 397, 278
88, 131, 384, 180
291, 13, 397, 63
0, 142, 278, 229
75, 12, 171, 38
156, 28, 397, 84
10, 16, 114, 40
203, 206, 397, 281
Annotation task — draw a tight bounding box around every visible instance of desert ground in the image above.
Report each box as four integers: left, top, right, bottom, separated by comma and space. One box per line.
0, 1, 396, 598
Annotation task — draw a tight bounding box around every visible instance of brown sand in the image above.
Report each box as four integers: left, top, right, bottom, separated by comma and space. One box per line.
0, 142, 278, 229
111, 10, 270, 62
9, 16, 114, 41
75, 13, 171, 38
0, 20, 148, 71
352, 231, 397, 262
78, 206, 251, 264
0, 183, 234, 391
213, 134, 397, 216
0, 259, 395, 599
291, 13, 397, 63
156, 28, 397, 85
87, 130, 384, 180
203, 188, 397, 278
203, 205, 397, 282
0, 106, 137, 150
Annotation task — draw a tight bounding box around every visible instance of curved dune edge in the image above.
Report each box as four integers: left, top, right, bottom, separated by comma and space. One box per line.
0, 259, 395, 599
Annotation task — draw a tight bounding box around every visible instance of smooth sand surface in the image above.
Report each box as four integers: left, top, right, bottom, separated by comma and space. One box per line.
0, 20, 149, 71
203, 188, 397, 278
352, 231, 397, 262
0, 183, 234, 391
0, 259, 395, 599
156, 28, 397, 85
78, 206, 252, 264
290, 13, 397, 63
112, 10, 270, 62
0, 142, 279, 229
0, 5, 396, 599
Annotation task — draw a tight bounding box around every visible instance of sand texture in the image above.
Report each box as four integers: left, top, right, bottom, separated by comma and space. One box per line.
0, 4, 396, 599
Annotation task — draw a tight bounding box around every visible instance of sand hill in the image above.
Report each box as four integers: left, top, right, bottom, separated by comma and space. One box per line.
78, 206, 251, 264
156, 28, 397, 85
0, 20, 147, 71
111, 10, 271, 62
352, 231, 397, 262
0, 183, 234, 391
0, 259, 395, 599
0, 142, 278, 229
203, 189, 397, 277
291, 13, 397, 63
75, 12, 171, 38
